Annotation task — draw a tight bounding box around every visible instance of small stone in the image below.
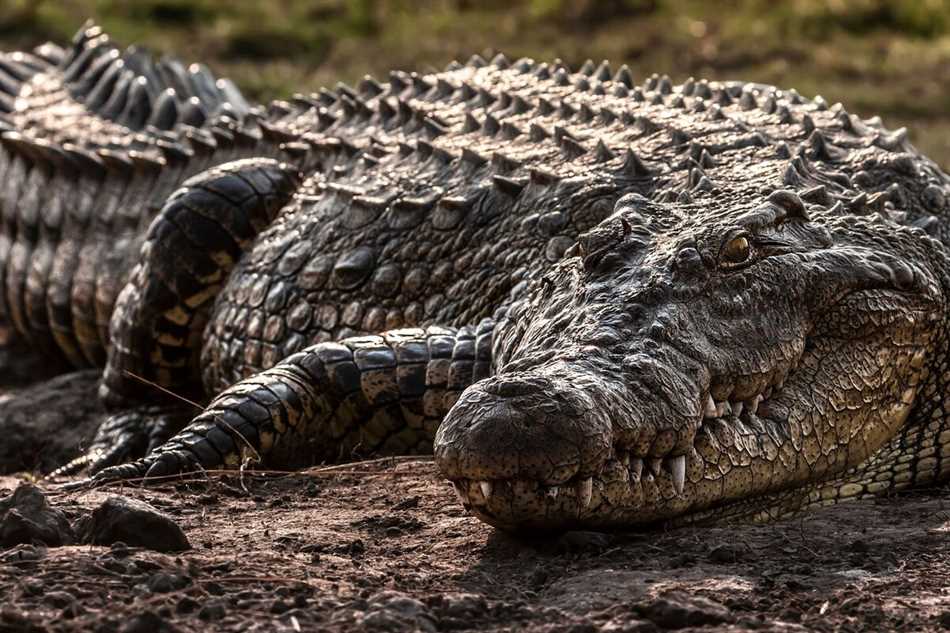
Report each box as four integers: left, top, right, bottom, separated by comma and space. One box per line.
146, 572, 191, 593
176, 596, 200, 614
198, 601, 227, 621
639, 592, 733, 628
0, 483, 74, 547
81, 496, 190, 552
43, 590, 76, 608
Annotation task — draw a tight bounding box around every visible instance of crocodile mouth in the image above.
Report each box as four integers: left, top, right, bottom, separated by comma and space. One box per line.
449, 362, 797, 524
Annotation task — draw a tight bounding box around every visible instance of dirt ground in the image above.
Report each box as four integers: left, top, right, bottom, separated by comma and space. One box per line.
2, 459, 950, 633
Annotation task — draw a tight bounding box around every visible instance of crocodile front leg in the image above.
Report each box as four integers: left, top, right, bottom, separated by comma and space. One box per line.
92, 322, 493, 481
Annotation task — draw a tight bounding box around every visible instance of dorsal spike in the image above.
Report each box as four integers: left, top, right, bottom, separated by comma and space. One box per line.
529, 123, 550, 142
634, 116, 659, 135
444, 60, 463, 72
467, 54, 487, 68
358, 75, 383, 97
500, 121, 522, 140
477, 87, 496, 108
618, 148, 652, 178
691, 99, 707, 113
511, 95, 530, 115
435, 78, 454, 98
497, 91, 512, 110
461, 148, 487, 168
612, 84, 629, 98
415, 140, 434, 160
613, 65, 634, 87
776, 105, 792, 124
459, 82, 477, 101
534, 63, 551, 80
491, 151, 522, 174
492, 175, 528, 196
807, 130, 846, 162
669, 128, 690, 146
491, 52, 511, 69
559, 135, 587, 160
396, 98, 414, 123
713, 89, 732, 106
462, 112, 480, 133
657, 75, 673, 95
594, 60, 612, 82
681, 77, 696, 96
708, 105, 726, 121
800, 114, 816, 135
537, 97, 555, 116
530, 167, 561, 185
411, 74, 432, 96
767, 190, 808, 219
678, 191, 694, 204
688, 167, 706, 188
594, 139, 615, 163
482, 113, 500, 136
514, 57, 534, 73
397, 141, 414, 157
389, 71, 408, 93
670, 95, 685, 109
699, 149, 717, 168
693, 176, 714, 192
739, 91, 757, 110
579, 59, 596, 76
377, 98, 396, 120
599, 107, 618, 125
649, 93, 664, 106
578, 103, 595, 122
574, 76, 591, 91
800, 185, 831, 206
630, 88, 645, 102
760, 93, 777, 114
558, 100, 576, 119
553, 68, 570, 86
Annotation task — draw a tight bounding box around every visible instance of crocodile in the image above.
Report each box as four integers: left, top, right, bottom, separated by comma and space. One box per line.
5, 26, 950, 530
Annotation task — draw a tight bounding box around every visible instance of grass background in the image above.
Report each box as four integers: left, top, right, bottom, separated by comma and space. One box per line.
0, 0, 947, 169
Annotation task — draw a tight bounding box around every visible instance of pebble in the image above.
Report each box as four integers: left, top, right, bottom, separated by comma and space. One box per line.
0, 483, 74, 547
81, 496, 190, 552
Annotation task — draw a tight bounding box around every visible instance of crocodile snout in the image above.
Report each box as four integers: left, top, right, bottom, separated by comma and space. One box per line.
434, 369, 613, 488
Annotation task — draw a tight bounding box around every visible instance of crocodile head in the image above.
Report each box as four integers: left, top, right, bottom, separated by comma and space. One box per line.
434, 190, 945, 530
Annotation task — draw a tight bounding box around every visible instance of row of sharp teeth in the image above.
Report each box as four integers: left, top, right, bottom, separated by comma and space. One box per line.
703, 385, 774, 421
617, 452, 686, 495
453, 477, 596, 508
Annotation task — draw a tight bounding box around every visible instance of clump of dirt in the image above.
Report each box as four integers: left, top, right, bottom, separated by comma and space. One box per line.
1, 460, 949, 632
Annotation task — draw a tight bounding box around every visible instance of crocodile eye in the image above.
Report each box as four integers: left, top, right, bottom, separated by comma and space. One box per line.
719, 235, 752, 268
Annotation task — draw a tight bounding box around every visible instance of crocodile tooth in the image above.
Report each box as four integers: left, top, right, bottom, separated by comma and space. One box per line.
576, 478, 593, 508
732, 401, 744, 418
478, 481, 493, 501
453, 482, 470, 505
715, 401, 731, 417
546, 486, 559, 499
704, 395, 717, 418
630, 458, 643, 480
670, 455, 686, 495
648, 458, 662, 477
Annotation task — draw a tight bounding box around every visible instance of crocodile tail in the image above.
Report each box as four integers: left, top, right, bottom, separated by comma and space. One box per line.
100, 158, 301, 406
91, 321, 495, 481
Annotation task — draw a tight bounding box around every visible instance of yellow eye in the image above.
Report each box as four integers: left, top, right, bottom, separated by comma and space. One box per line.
720, 235, 751, 267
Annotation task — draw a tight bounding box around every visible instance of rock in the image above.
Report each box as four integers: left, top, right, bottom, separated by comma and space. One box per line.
43, 590, 76, 608
359, 591, 436, 632
81, 496, 190, 552
638, 592, 733, 629
119, 610, 182, 633
146, 572, 191, 593
0, 483, 74, 547
198, 601, 227, 621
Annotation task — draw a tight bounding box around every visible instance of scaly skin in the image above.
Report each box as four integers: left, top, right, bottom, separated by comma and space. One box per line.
6, 27, 950, 531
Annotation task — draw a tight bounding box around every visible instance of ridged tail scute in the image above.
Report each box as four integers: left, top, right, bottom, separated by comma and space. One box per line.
100, 158, 302, 406
92, 323, 494, 482
59, 21, 251, 130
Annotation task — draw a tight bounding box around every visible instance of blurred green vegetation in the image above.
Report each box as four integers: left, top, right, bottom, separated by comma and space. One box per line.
0, 0, 947, 168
